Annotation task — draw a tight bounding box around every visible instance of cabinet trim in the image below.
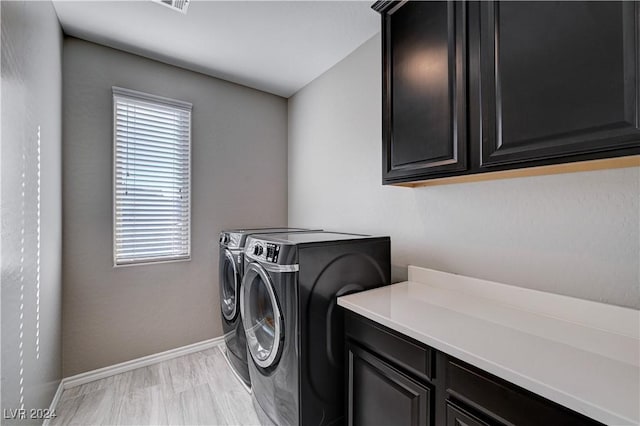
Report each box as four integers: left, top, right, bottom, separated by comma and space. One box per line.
446, 402, 491, 426
346, 311, 434, 381
446, 358, 603, 426
390, 154, 640, 188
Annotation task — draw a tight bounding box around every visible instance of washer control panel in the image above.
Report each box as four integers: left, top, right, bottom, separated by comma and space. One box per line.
219, 232, 242, 249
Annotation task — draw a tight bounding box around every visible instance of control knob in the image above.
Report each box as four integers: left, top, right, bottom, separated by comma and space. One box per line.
253, 244, 264, 256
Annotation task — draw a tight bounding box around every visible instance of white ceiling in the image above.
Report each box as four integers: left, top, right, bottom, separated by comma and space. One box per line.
52, 0, 380, 97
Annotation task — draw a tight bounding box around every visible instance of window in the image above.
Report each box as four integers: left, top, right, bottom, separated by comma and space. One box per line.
113, 87, 192, 266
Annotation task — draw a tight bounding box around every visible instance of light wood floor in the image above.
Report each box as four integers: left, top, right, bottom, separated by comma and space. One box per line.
52, 346, 261, 425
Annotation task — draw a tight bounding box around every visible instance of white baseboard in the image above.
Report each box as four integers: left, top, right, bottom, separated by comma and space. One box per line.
64, 336, 225, 389
43, 380, 65, 426
46, 336, 225, 421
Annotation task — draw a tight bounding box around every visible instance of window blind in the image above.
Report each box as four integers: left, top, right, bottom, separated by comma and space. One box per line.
113, 87, 192, 266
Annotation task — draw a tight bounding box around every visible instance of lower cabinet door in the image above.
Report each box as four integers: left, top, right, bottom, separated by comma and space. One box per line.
347, 343, 431, 426
446, 402, 491, 426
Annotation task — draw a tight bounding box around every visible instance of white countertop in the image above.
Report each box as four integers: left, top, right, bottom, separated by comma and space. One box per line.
337, 266, 640, 426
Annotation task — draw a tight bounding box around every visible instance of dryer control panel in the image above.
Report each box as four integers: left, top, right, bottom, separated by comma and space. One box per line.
265, 243, 280, 263
249, 241, 281, 263
245, 236, 297, 267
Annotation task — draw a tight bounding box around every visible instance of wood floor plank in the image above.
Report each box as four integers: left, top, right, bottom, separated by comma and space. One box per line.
63, 388, 120, 425
198, 347, 222, 359
50, 395, 83, 426
54, 346, 259, 425
210, 383, 260, 426
177, 383, 226, 425
163, 390, 185, 426
129, 365, 163, 393
163, 353, 209, 395
114, 385, 169, 425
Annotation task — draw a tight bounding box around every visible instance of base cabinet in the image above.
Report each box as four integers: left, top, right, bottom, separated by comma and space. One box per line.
446, 403, 490, 426
345, 312, 603, 426
347, 344, 431, 426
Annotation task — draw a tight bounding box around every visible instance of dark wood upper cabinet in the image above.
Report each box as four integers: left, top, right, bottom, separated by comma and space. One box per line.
375, 1, 467, 184
374, 0, 640, 186
479, 1, 640, 167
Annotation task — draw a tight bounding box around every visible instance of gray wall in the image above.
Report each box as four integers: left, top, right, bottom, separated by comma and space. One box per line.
1, 0, 63, 420
288, 34, 640, 309
63, 38, 288, 376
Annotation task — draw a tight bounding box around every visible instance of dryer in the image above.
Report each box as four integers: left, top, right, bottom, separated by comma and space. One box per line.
218, 227, 317, 388
240, 232, 390, 425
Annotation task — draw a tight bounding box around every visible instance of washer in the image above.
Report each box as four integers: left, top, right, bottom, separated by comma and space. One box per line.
218, 227, 317, 388
240, 231, 390, 425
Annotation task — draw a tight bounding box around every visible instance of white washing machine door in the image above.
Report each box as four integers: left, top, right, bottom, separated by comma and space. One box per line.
220, 248, 240, 321
240, 262, 282, 369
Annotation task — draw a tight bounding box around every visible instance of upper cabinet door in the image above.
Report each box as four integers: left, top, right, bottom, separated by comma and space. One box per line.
378, 1, 467, 183
479, 1, 640, 167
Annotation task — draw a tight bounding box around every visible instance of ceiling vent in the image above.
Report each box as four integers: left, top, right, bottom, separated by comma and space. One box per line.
153, 0, 190, 14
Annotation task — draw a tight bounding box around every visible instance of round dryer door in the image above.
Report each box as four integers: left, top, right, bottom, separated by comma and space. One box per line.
241, 263, 282, 369
220, 249, 240, 321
